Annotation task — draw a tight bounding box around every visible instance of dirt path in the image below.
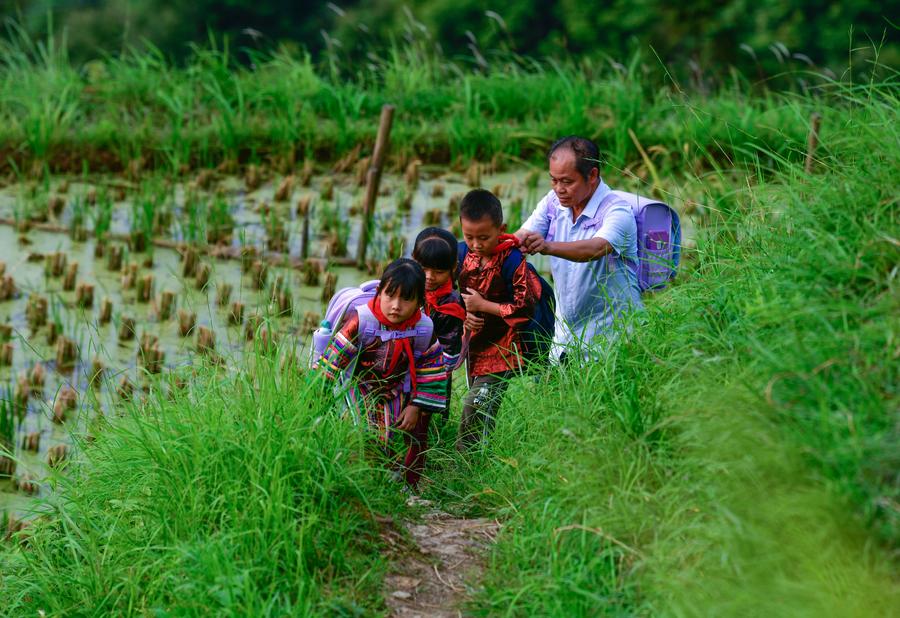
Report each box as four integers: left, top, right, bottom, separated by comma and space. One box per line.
381, 498, 500, 617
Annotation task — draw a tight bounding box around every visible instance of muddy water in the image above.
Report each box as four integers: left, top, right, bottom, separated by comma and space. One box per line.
0, 166, 549, 516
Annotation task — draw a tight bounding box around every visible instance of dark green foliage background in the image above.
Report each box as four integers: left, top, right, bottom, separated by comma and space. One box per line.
3, 0, 897, 78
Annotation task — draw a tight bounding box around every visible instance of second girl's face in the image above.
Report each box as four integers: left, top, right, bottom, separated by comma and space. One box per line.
378, 288, 419, 324
422, 267, 451, 292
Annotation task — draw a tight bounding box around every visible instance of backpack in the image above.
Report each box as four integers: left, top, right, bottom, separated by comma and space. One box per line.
610, 191, 681, 292
545, 190, 681, 293
457, 243, 556, 366
309, 280, 433, 384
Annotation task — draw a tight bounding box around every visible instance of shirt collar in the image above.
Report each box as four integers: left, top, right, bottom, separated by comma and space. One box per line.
577, 180, 611, 223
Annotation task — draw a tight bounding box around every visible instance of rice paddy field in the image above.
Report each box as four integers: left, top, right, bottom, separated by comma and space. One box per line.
0, 26, 898, 617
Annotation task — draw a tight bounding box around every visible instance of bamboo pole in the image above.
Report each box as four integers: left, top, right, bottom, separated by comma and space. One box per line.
805, 112, 822, 174
357, 104, 395, 268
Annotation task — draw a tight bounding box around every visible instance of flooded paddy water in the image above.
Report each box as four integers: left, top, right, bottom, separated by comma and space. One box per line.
0, 161, 700, 519
0, 163, 558, 517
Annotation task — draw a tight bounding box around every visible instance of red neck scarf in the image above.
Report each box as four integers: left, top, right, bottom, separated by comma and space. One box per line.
367, 297, 423, 396
492, 233, 521, 255
425, 280, 466, 321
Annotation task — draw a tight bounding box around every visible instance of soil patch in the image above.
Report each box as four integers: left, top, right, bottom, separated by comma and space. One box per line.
381, 500, 500, 617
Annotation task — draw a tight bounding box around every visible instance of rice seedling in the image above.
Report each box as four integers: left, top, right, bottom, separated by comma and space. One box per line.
194, 263, 211, 290
45, 443, 68, 468
52, 384, 77, 423
0, 388, 16, 473
228, 301, 245, 325
117, 315, 136, 341
74, 281, 94, 309
196, 325, 216, 354
98, 297, 113, 324
244, 164, 262, 190
215, 282, 232, 307
157, 290, 175, 321
20, 432, 39, 453
54, 336, 78, 369
206, 194, 234, 244
250, 260, 268, 290
106, 245, 124, 271
177, 309, 196, 337
61, 261, 78, 291
274, 175, 294, 202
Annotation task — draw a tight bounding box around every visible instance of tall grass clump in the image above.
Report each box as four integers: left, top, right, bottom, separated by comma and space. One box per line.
0, 18, 830, 174
423, 79, 899, 615
0, 355, 403, 615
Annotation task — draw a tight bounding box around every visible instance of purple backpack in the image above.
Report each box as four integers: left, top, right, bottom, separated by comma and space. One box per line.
309, 280, 433, 379
546, 191, 681, 293
610, 191, 681, 293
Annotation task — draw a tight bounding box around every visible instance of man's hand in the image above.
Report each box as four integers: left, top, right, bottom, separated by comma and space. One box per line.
519, 230, 550, 255
396, 405, 421, 432
463, 313, 484, 333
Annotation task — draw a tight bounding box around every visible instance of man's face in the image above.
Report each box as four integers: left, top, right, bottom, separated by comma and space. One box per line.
549, 150, 598, 210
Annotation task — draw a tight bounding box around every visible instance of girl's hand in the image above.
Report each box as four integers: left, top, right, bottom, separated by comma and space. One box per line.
396, 405, 421, 432
461, 288, 485, 312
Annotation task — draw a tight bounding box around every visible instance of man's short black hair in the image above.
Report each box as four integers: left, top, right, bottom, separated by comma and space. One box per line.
548, 136, 601, 181
377, 258, 425, 302
459, 189, 503, 227
413, 227, 458, 272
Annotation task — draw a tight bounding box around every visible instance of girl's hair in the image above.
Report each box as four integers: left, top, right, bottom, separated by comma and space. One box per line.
377, 258, 426, 302
412, 227, 458, 272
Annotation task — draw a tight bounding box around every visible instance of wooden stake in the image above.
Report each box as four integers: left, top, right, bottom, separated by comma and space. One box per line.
300, 210, 310, 260
805, 112, 822, 174
357, 104, 395, 268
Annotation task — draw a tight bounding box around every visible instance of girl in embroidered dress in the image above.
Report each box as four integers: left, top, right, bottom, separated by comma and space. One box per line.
412, 227, 467, 427
318, 259, 448, 487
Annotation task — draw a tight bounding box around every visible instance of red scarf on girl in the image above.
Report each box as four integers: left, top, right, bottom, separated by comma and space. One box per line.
424, 280, 466, 321
367, 296, 423, 397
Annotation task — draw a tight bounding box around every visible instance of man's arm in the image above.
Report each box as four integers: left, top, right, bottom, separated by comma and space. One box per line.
530, 201, 633, 262
541, 237, 614, 262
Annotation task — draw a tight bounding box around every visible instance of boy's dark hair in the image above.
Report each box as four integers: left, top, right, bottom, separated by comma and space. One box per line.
459, 189, 503, 227
377, 258, 425, 303
412, 227, 458, 272
548, 136, 601, 181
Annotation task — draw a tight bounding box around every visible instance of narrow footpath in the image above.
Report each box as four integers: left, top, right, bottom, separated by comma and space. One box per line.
381, 498, 500, 617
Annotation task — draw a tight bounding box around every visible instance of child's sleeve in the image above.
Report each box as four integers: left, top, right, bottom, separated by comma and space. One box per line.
317, 312, 360, 380
434, 307, 465, 370
497, 253, 538, 328
410, 335, 449, 413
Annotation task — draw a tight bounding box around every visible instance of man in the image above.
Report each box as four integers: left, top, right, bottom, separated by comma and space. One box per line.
515, 135, 642, 361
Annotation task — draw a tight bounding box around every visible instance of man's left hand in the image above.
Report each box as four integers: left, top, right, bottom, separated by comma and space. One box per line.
519, 230, 549, 255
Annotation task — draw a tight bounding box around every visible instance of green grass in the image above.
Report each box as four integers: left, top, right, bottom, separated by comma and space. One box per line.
0, 36, 897, 616
418, 80, 899, 614
0, 25, 832, 176
0, 358, 404, 615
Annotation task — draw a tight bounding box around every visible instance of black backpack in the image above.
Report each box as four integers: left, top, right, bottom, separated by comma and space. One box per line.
457, 242, 556, 367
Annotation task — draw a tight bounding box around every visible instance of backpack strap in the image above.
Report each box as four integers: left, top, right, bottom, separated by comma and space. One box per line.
354, 304, 380, 349
356, 304, 433, 357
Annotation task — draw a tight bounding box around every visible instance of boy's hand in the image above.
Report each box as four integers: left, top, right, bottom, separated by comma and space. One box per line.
464, 313, 484, 333
396, 405, 421, 431
461, 288, 486, 312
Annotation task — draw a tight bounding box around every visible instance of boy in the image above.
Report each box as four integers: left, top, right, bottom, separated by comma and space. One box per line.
456, 189, 540, 451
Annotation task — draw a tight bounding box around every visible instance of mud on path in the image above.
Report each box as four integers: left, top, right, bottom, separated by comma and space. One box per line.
381, 499, 500, 617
